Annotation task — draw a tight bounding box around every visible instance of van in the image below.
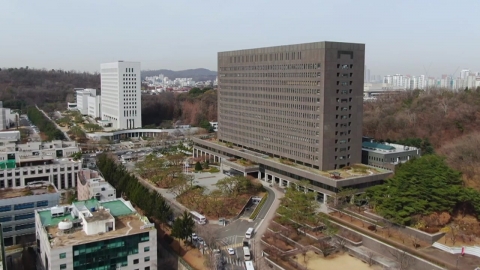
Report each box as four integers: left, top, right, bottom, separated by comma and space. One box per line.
245, 227, 254, 239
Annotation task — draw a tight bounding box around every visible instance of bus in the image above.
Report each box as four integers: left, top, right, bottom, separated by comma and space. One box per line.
245, 261, 255, 270
190, 211, 207, 225
245, 227, 254, 239
243, 246, 251, 261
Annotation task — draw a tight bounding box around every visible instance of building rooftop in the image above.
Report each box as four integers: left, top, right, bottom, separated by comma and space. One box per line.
362, 141, 418, 153
38, 198, 153, 248
45, 214, 149, 248
100, 200, 134, 216
199, 138, 389, 180
0, 183, 57, 200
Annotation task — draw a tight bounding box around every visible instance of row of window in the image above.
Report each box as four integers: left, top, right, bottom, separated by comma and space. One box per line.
0, 165, 78, 177
2, 222, 35, 232
229, 52, 305, 64
222, 63, 321, 71
220, 87, 322, 96
221, 114, 320, 129
220, 99, 320, 111
220, 72, 321, 78
221, 94, 321, 103
0, 200, 49, 213
222, 79, 321, 86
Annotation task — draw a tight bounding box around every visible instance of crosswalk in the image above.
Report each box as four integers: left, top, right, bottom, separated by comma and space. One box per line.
224, 256, 245, 266
217, 235, 245, 248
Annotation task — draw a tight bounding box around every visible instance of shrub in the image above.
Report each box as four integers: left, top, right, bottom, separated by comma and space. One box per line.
367, 225, 376, 231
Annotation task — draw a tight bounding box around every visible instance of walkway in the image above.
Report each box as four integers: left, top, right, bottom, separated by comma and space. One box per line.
35, 105, 71, 141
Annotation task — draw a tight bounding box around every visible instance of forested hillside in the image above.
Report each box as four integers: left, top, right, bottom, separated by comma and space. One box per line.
363, 88, 480, 188
0, 68, 100, 112
142, 88, 217, 127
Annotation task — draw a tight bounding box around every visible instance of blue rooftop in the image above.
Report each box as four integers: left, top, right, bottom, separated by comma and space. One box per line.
362, 141, 396, 151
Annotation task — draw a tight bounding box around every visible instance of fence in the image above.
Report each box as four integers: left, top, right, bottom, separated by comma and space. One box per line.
432, 242, 480, 258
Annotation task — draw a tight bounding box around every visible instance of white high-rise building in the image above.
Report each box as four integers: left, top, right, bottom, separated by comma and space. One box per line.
460, 69, 470, 79
100, 61, 142, 129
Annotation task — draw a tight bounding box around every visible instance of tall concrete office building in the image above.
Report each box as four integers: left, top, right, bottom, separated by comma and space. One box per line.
218, 42, 365, 170
100, 61, 142, 129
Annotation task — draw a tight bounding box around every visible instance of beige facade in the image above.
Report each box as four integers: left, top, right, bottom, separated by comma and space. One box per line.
217, 41, 365, 171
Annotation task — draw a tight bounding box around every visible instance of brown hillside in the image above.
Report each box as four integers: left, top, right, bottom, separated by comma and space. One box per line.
363, 89, 480, 148
363, 88, 480, 189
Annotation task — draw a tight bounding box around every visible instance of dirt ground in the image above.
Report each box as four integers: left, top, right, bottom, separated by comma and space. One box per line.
170, 239, 208, 270
293, 251, 383, 270
159, 224, 208, 270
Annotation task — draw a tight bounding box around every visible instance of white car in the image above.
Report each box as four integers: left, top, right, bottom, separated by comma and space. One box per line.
227, 248, 235, 255
191, 233, 198, 241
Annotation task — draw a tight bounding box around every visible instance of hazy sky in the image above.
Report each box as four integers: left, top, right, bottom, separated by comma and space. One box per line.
2, 0, 479, 77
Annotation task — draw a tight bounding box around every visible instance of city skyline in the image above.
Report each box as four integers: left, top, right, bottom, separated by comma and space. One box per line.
2, 1, 480, 77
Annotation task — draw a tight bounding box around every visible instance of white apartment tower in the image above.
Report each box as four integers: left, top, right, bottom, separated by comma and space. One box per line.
100, 61, 142, 129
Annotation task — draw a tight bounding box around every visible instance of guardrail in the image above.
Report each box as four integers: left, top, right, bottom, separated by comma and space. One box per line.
432, 242, 480, 258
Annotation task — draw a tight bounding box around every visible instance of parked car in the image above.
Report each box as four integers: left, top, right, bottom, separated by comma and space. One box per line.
227, 248, 235, 255
191, 233, 198, 241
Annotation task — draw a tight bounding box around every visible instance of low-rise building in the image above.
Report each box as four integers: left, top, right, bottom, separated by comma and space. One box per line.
0, 182, 60, 246
77, 169, 116, 201
76, 88, 101, 118
0, 138, 82, 190
361, 137, 421, 170
36, 198, 157, 270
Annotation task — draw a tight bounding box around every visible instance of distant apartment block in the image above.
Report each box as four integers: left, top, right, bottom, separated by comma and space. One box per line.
361, 137, 421, 170
0, 101, 18, 130
76, 88, 101, 118
36, 198, 157, 270
77, 169, 116, 201
0, 182, 60, 246
100, 61, 142, 129
0, 134, 81, 191
193, 42, 392, 203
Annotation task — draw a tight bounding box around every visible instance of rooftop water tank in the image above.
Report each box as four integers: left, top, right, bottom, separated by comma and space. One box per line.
58, 220, 73, 230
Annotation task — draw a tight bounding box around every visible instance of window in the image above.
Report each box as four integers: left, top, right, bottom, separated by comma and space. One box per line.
37, 200, 49, 207
2, 226, 12, 232
15, 213, 34, 220
134, 259, 139, 264
14, 202, 34, 210
0, 205, 11, 212
15, 223, 35, 231
144, 246, 150, 252
0, 216, 12, 222
144, 256, 150, 262
145, 267, 150, 270
60, 264, 67, 269
59, 253, 66, 259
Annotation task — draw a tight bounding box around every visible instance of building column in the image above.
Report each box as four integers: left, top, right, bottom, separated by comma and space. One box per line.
258, 171, 261, 180
323, 193, 328, 204
243, 171, 247, 176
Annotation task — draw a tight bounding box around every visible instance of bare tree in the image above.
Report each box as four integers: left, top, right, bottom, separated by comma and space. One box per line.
389, 249, 414, 270
335, 234, 348, 251
448, 223, 459, 246
409, 234, 421, 249
384, 220, 395, 238
366, 251, 375, 266
300, 245, 309, 264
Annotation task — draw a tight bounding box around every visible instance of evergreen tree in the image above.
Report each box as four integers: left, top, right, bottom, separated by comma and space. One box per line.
171, 211, 195, 246
194, 161, 202, 171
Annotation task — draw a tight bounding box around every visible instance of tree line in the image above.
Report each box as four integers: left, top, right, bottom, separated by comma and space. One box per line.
366, 154, 480, 226
141, 87, 217, 128
0, 68, 100, 113
96, 153, 172, 224
26, 106, 65, 140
